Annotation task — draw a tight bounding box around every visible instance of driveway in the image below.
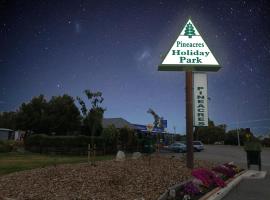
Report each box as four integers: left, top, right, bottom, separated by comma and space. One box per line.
195, 145, 270, 200
195, 145, 270, 168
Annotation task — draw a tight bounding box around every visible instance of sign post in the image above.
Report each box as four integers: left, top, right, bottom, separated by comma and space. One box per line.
158, 19, 220, 169
186, 71, 194, 168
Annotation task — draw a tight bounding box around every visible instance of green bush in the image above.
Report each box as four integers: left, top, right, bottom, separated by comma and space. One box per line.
118, 126, 138, 152
262, 138, 270, 147
244, 141, 262, 151
101, 125, 119, 153
24, 134, 105, 154
0, 140, 13, 153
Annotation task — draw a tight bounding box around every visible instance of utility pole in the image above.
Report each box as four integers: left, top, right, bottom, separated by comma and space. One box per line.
173, 126, 176, 144
237, 122, 240, 146
237, 129, 240, 146
236, 106, 241, 146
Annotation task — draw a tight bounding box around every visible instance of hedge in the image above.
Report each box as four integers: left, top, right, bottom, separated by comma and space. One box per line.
24, 133, 157, 155
24, 134, 108, 155
0, 140, 13, 153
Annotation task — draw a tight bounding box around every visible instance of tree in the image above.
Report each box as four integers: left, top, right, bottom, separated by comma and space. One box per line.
16, 95, 49, 134
0, 111, 17, 130
77, 90, 105, 137
101, 124, 119, 153
119, 126, 137, 152
16, 94, 82, 135
77, 90, 105, 165
195, 119, 226, 144
184, 22, 196, 38
174, 134, 183, 141
147, 108, 164, 129
47, 94, 81, 135
225, 128, 255, 146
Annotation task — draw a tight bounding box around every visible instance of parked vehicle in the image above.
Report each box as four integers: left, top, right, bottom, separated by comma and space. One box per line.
167, 142, 187, 153
193, 141, 204, 152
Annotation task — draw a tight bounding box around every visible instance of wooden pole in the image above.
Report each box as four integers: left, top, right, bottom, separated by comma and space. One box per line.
186, 71, 194, 169
88, 144, 90, 164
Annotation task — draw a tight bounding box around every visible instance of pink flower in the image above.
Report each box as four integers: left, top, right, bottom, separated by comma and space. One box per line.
192, 168, 226, 188
212, 165, 235, 178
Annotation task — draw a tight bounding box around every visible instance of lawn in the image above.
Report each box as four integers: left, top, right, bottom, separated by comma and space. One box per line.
0, 152, 113, 175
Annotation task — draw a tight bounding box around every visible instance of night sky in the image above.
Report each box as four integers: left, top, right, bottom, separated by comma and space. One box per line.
0, 0, 270, 135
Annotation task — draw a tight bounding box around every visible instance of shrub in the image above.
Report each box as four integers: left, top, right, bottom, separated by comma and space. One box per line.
262, 138, 270, 147
224, 163, 242, 174
24, 134, 105, 154
119, 126, 138, 152
0, 140, 13, 153
244, 141, 262, 151
101, 125, 119, 153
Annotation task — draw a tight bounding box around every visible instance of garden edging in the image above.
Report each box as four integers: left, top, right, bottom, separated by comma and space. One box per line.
158, 169, 266, 200
198, 170, 245, 200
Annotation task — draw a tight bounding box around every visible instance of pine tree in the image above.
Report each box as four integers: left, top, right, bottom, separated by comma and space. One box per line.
184, 22, 196, 38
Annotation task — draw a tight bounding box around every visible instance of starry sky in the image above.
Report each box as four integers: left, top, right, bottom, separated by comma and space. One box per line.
0, 0, 270, 135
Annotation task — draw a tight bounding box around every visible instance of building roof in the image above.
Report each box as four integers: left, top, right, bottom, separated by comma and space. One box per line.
102, 118, 135, 129
0, 128, 14, 132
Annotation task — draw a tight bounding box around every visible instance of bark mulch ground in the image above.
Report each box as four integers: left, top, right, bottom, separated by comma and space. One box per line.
0, 155, 215, 200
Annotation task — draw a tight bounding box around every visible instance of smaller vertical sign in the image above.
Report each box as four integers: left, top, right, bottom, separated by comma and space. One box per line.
161, 120, 167, 128
193, 73, 208, 126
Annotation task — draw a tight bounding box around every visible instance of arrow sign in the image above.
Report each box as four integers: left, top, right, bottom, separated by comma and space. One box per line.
158, 19, 220, 72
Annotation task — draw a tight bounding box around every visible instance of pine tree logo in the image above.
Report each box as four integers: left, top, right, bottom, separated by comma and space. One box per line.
184, 22, 196, 38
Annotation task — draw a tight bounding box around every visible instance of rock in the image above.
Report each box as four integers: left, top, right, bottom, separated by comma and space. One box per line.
132, 152, 142, 160
116, 150, 125, 161
16, 147, 26, 153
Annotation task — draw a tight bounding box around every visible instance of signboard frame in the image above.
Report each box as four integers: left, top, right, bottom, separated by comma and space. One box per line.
193, 72, 208, 127
158, 19, 221, 72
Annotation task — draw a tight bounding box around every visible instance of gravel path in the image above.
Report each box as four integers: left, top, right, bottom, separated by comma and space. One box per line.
0, 155, 215, 200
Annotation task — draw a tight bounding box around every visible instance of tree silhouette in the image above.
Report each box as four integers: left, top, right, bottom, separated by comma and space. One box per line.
77, 89, 105, 137
16, 94, 81, 135
47, 94, 81, 135
77, 90, 105, 165
184, 22, 196, 38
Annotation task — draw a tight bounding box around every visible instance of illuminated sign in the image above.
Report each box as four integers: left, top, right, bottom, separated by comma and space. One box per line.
158, 19, 220, 72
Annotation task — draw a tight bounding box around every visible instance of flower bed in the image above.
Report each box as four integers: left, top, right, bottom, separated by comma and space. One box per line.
0, 156, 215, 200
160, 162, 244, 200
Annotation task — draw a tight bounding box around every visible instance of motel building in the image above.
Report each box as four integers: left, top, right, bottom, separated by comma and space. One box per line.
102, 118, 176, 145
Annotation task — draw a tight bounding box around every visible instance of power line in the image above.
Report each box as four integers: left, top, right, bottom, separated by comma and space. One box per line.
228, 118, 270, 125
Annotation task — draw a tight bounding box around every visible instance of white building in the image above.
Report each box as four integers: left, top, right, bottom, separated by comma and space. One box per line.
0, 128, 14, 140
